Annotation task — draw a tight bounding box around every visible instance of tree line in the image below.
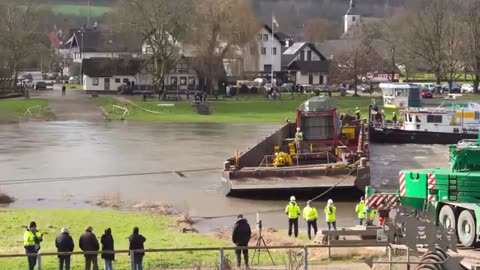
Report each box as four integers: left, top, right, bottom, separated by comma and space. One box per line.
330, 0, 480, 94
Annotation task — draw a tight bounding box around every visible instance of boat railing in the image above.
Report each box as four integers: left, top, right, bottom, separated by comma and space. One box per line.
256, 151, 338, 170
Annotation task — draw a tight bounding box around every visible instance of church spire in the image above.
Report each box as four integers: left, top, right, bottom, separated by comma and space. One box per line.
346, 0, 357, 15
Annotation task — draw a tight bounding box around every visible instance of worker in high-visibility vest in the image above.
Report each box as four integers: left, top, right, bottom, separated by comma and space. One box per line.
285, 196, 301, 238
355, 197, 366, 225
302, 200, 319, 240
324, 199, 337, 230
366, 208, 377, 226
294, 127, 303, 153
355, 107, 361, 120
24, 221, 43, 270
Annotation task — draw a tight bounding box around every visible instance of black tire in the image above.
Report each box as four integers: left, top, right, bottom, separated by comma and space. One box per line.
457, 210, 477, 248
439, 205, 456, 233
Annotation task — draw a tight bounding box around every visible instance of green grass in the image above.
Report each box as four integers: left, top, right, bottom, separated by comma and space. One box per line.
48, 5, 112, 17
0, 209, 294, 269
64, 84, 82, 90
96, 94, 381, 124
401, 72, 475, 82
0, 209, 230, 269
0, 99, 54, 119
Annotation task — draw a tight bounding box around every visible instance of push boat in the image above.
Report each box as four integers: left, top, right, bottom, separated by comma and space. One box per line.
222, 96, 370, 198
370, 101, 480, 145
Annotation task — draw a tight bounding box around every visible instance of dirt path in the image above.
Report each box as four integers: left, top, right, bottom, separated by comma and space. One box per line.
37, 86, 105, 121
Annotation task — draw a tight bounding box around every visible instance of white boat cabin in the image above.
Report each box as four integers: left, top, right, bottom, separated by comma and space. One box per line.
401, 102, 480, 134
380, 83, 421, 109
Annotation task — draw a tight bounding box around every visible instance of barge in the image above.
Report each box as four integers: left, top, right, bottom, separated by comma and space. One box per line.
222, 96, 370, 198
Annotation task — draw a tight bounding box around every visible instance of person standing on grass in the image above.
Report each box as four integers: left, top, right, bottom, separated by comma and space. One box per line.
24, 221, 43, 270
303, 200, 319, 240
325, 199, 337, 230
101, 228, 115, 270
285, 196, 301, 238
232, 214, 252, 268
55, 227, 74, 270
62, 85, 66, 96
79, 226, 100, 270
129, 227, 146, 270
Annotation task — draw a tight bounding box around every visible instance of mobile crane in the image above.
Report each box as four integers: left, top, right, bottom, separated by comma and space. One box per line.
366, 133, 480, 247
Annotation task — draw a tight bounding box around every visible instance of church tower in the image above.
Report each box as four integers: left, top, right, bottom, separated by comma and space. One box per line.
344, 0, 360, 33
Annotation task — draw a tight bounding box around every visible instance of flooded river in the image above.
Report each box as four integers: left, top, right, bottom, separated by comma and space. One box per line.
0, 121, 451, 232
0, 121, 347, 231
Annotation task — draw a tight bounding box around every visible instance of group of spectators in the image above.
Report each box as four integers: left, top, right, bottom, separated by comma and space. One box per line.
23, 221, 146, 270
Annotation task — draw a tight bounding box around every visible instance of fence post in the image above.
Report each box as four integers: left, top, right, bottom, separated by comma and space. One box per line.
406, 248, 410, 270
219, 248, 224, 270
130, 250, 135, 270
327, 236, 331, 259
303, 246, 308, 270
388, 246, 392, 270
37, 253, 41, 270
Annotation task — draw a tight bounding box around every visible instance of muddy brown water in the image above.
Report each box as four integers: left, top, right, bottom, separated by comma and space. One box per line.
0, 121, 450, 233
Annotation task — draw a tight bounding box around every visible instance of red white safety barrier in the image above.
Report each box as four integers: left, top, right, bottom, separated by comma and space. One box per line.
427, 173, 436, 201
365, 194, 400, 210
399, 171, 406, 197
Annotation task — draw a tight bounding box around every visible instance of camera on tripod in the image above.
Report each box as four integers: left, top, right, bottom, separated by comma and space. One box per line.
257, 220, 263, 230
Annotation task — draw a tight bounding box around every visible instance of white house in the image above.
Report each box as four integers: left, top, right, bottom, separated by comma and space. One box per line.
63, 30, 142, 63
82, 58, 145, 92
82, 57, 200, 92
282, 42, 330, 85
243, 25, 284, 73
344, 0, 361, 34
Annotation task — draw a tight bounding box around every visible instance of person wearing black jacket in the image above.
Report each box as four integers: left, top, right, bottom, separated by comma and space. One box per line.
55, 227, 74, 270
129, 227, 146, 270
232, 215, 252, 268
101, 228, 114, 270
79, 226, 99, 270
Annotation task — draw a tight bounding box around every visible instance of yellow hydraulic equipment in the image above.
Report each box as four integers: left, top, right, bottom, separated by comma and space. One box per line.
288, 143, 296, 155
273, 152, 293, 167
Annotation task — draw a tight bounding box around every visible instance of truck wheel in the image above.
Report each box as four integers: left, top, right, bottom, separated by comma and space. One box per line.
439, 205, 456, 232
457, 210, 476, 248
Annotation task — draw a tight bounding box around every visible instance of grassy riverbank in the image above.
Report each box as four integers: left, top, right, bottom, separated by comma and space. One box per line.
0, 208, 383, 269
0, 99, 54, 120
96, 94, 384, 124
0, 209, 230, 269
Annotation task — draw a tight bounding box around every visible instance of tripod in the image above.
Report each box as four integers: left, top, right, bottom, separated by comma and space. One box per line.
251, 220, 275, 266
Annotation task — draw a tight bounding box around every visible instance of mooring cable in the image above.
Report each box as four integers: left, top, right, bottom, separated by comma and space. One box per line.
0, 168, 221, 186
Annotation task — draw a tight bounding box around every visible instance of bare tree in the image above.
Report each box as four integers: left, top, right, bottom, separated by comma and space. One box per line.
461, 0, 480, 93
408, 0, 463, 89
114, 0, 191, 92
329, 28, 380, 96
303, 18, 337, 43
189, 0, 259, 93
0, 1, 43, 97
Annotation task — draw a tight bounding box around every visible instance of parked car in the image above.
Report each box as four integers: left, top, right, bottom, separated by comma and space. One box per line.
358, 84, 371, 93
420, 89, 433, 99
441, 83, 461, 93
35, 81, 47, 90
461, 84, 475, 93
280, 83, 294, 92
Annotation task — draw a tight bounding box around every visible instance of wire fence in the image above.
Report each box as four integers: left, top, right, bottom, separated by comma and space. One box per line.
0, 243, 390, 270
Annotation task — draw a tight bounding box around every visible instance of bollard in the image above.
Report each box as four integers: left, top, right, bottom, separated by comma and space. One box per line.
130, 250, 135, 270
406, 248, 410, 270
303, 246, 308, 270
219, 248, 225, 270
388, 246, 393, 270
37, 253, 41, 270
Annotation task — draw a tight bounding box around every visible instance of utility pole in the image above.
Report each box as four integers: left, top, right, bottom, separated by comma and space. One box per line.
87, 0, 91, 27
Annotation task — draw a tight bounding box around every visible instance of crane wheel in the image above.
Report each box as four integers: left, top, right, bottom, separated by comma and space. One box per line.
439, 205, 457, 233
457, 210, 477, 248
415, 259, 442, 270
